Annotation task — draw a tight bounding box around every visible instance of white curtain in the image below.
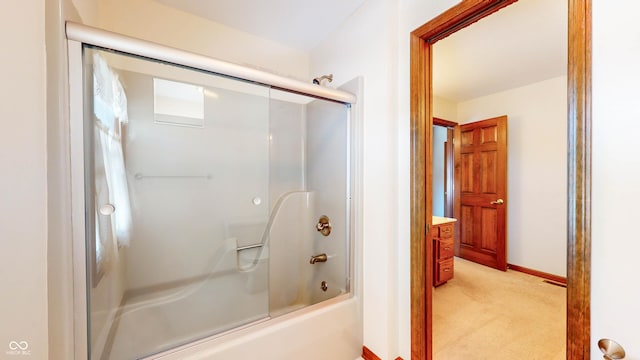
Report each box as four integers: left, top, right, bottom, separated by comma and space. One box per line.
93, 53, 132, 269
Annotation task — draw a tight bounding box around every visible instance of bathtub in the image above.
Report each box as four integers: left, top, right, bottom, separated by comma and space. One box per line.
152, 294, 361, 360
106, 275, 360, 360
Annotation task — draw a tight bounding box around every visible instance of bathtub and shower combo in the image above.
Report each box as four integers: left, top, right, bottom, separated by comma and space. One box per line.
67, 23, 361, 360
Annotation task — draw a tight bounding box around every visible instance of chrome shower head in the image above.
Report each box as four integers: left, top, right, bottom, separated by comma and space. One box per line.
312, 74, 333, 85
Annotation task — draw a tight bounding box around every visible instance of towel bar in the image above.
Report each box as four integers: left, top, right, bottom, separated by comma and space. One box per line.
236, 243, 263, 251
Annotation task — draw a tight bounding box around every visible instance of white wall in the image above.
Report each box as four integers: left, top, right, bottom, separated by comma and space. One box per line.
310, 0, 402, 357
592, 0, 640, 357
0, 1, 48, 359
72, 0, 310, 82
46, 1, 86, 359
70, 0, 99, 25
457, 76, 568, 277
433, 95, 458, 121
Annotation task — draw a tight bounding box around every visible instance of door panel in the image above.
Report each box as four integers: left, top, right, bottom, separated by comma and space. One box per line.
481, 125, 497, 144
481, 151, 497, 193
460, 205, 473, 246
480, 207, 498, 252
461, 153, 474, 192
454, 116, 507, 271
461, 129, 474, 146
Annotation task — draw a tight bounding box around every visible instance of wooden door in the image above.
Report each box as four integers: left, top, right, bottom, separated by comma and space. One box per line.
454, 116, 507, 271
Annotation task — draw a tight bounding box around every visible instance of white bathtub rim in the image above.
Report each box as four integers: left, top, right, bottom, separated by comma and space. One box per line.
147, 293, 360, 359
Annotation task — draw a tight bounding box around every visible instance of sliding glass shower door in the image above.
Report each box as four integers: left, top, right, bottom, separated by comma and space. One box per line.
84, 46, 271, 359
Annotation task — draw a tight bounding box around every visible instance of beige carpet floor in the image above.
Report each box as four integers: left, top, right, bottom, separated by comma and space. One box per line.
433, 257, 566, 360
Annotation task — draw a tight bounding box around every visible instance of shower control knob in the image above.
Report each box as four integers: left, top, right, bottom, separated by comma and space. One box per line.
316, 215, 332, 236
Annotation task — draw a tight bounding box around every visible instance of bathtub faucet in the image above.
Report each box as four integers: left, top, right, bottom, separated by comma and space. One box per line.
310, 253, 328, 264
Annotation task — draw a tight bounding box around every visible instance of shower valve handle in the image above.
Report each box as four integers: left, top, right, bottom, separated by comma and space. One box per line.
316, 215, 332, 236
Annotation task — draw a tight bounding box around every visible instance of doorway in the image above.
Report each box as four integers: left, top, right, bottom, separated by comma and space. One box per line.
432, 118, 455, 219
409, 0, 592, 359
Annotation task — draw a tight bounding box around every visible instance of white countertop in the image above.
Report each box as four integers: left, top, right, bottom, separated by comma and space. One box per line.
432, 216, 457, 225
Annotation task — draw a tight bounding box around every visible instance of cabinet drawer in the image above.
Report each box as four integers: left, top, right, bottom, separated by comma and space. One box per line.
438, 223, 454, 238
436, 258, 454, 284
438, 238, 454, 259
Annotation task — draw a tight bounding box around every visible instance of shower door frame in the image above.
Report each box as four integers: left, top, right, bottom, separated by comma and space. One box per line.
67, 22, 360, 360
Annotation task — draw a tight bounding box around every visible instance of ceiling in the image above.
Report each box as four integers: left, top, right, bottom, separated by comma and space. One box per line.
153, 0, 367, 51
152, 0, 566, 103
433, 0, 568, 102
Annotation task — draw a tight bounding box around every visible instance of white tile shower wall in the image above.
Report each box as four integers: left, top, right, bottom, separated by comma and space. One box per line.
268, 191, 314, 313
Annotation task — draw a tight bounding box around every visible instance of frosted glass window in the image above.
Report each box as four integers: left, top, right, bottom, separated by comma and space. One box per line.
153, 78, 205, 127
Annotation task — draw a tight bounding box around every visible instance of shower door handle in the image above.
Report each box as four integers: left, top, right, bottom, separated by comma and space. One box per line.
99, 204, 116, 215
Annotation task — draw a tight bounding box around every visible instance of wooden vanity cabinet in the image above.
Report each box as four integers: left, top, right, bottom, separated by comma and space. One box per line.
432, 222, 455, 286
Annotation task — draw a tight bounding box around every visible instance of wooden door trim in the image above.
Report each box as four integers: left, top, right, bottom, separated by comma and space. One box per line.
409, 0, 591, 358
566, 0, 591, 357
433, 117, 458, 128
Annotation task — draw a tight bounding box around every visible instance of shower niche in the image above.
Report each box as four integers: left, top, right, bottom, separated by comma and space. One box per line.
73, 43, 356, 360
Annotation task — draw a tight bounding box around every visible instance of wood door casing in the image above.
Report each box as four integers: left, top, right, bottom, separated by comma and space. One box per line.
454, 116, 507, 271
410, 1, 591, 359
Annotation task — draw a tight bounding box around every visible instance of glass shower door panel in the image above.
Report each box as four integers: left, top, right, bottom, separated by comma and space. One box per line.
305, 97, 351, 304
83, 47, 271, 360
268, 89, 351, 315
